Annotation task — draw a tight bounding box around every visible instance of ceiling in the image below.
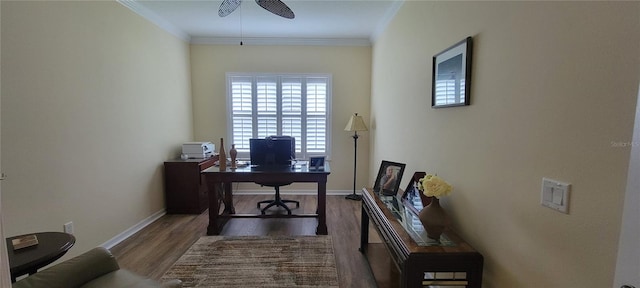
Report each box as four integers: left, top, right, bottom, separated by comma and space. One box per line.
119, 0, 403, 45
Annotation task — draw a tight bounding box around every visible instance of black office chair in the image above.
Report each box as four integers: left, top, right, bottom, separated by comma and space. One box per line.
257, 182, 300, 215
252, 136, 300, 215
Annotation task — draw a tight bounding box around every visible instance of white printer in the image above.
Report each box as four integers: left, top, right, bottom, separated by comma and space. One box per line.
182, 142, 214, 159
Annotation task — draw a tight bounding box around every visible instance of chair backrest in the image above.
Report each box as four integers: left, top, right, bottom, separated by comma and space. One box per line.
249, 136, 295, 166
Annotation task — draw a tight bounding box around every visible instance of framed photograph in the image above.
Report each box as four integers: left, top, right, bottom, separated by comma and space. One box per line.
373, 160, 406, 196
309, 156, 325, 170
432, 36, 473, 108
401, 172, 434, 215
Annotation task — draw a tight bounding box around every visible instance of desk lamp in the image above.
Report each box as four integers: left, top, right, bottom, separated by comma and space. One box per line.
344, 113, 368, 201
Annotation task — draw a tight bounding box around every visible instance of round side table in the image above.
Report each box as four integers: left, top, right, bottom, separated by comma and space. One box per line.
6, 232, 76, 282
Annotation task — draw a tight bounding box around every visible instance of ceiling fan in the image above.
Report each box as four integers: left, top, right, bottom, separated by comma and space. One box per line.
218, 0, 295, 19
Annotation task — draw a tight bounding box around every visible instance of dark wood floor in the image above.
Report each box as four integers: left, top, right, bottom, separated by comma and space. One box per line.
110, 195, 387, 288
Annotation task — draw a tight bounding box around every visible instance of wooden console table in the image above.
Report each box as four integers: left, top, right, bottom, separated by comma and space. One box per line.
360, 187, 483, 287
202, 164, 330, 235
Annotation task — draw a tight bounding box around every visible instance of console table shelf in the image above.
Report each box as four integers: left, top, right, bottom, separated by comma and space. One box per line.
360, 187, 483, 287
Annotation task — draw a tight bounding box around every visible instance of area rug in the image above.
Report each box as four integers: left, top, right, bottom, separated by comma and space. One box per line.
160, 236, 339, 288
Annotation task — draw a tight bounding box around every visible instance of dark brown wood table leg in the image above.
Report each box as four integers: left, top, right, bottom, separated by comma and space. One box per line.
315, 180, 328, 235
207, 181, 221, 235
359, 203, 369, 252
223, 182, 235, 214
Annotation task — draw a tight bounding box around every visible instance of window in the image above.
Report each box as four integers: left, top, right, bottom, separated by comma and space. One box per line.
226, 73, 332, 160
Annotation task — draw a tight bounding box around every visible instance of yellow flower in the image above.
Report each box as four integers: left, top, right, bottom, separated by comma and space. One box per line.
418, 174, 452, 198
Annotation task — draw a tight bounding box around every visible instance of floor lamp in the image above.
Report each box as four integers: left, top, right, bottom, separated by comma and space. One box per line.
344, 113, 368, 201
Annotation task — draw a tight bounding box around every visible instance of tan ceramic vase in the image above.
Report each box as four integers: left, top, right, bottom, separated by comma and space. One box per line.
418, 197, 450, 241
219, 138, 227, 171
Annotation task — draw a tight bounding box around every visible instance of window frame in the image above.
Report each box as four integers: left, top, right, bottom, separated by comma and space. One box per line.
225, 72, 332, 160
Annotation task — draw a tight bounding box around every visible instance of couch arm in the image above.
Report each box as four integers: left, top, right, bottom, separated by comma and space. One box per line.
13, 247, 120, 288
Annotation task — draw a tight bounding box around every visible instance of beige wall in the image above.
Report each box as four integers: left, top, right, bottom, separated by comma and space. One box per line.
4, 1, 636, 286
1, 1, 192, 258
0, 2, 11, 285
372, 1, 639, 287
190, 44, 371, 192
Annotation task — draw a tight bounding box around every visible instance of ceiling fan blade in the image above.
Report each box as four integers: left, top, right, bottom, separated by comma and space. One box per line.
255, 0, 295, 19
219, 0, 242, 17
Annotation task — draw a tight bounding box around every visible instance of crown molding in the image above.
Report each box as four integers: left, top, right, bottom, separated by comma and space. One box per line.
118, 0, 393, 47
190, 36, 371, 46
117, 0, 191, 42
370, 0, 404, 44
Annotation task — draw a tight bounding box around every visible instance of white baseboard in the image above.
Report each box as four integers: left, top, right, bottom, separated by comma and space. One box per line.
100, 209, 166, 249
100, 190, 358, 248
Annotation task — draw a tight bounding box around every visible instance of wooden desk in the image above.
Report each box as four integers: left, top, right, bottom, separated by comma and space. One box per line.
202, 164, 330, 235
6, 232, 75, 282
360, 187, 483, 287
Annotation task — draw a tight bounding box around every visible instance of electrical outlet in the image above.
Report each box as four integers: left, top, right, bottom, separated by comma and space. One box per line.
64, 222, 74, 234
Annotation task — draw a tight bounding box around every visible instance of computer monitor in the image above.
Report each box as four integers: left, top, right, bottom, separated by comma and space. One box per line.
249, 136, 295, 166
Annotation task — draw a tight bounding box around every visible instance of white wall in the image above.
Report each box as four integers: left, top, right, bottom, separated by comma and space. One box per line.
372, 2, 639, 287
1, 1, 193, 258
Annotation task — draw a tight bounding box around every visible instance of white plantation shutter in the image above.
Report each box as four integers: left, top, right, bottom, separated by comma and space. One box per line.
226, 73, 332, 159
282, 77, 303, 152
230, 77, 253, 150
306, 78, 327, 153
282, 117, 302, 152
256, 77, 278, 139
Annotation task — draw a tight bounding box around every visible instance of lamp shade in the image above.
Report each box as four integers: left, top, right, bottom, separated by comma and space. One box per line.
344, 113, 368, 132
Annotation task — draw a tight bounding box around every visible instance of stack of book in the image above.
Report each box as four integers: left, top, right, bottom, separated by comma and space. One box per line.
12, 234, 39, 250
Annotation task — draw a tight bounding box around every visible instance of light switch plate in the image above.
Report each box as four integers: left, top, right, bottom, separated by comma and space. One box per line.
541, 178, 570, 214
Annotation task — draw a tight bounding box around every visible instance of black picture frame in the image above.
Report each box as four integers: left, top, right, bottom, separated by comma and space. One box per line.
432, 36, 473, 108
373, 160, 406, 196
309, 156, 325, 170
401, 172, 434, 215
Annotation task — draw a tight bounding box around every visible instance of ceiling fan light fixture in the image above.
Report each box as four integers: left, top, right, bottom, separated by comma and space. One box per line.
218, 0, 295, 19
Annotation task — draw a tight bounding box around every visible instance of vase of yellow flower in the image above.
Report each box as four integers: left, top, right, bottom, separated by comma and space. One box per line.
417, 174, 453, 242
